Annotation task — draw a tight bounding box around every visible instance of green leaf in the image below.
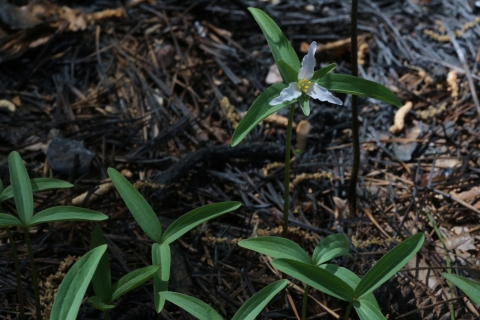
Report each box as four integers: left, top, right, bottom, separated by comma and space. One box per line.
8, 151, 33, 224
50, 245, 107, 320
319, 264, 379, 309
354, 298, 387, 320
298, 95, 310, 116
310, 63, 337, 82
90, 226, 111, 303
239, 236, 311, 264
108, 168, 162, 243
0, 213, 23, 228
207, 308, 224, 320
161, 202, 241, 245
272, 259, 354, 302
110, 265, 160, 302
232, 280, 287, 320
231, 83, 292, 147
249, 8, 300, 83
0, 178, 73, 202
161, 291, 223, 320
355, 233, 424, 298
277, 59, 298, 84
312, 234, 352, 266
316, 73, 402, 107
87, 296, 115, 311
26, 206, 108, 227
153, 243, 171, 312
443, 273, 480, 306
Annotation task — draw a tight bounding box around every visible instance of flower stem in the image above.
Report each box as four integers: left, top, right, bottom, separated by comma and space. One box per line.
344, 301, 353, 320
6, 227, 25, 320
23, 228, 42, 320
348, 0, 360, 215
282, 104, 295, 239
103, 310, 110, 320
301, 284, 310, 320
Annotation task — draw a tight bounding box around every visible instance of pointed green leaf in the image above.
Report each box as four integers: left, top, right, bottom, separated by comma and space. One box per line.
298, 95, 310, 116
272, 259, 354, 302
50, 245, 107, 320
232, 280, 287, 320
153, 243, 171, 312
319, 264, 379, 309
87, 296, 115, 311
162, 202, 241, 245
312, 234, 352, 266
239, 236, 311, 264
8, 151, 33, 224
0, 213, 23, 228
316, 73, 402, 107
0, 178, 74, 202
231, 83, 292, 147
355, 298, 387, 320
27, 206, 108, 227
161, 291, 223, 320
310, 64, 337, 82
355, 233, 424, 297
249, 8, 300, 83
90, 226, 111, 302
443, 273, 480, 306
110, 265, 160, 302
108, 168, 162, 243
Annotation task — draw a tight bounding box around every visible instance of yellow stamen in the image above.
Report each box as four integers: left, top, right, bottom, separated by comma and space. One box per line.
298, 79, 310, 93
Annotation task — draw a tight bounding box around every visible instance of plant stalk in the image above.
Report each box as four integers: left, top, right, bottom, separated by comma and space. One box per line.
6, 227, 26, 320
103, 310, 110, 320
282, 104, 295, 239
0, 199, 25, 320
344, 301, 353, 320
348, 0, 360, 215
427, 211, 455, 320
23, 228, 42, 320
301, 284, 310, 320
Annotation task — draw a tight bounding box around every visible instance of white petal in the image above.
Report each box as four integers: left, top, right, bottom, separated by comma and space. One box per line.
298, 41, 317, 80
270, 83, 302, 105
307, 83, 343, 105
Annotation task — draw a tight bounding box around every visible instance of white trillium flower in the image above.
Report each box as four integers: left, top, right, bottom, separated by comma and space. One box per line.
269, 41, 342, 106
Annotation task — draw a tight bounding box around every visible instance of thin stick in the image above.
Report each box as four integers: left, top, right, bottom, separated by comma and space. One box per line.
282, 104, 295, 239
23, 229, 42, 320
348, 0, 360, 215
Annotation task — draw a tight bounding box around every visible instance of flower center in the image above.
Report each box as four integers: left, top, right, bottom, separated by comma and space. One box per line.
298, 79, 311, 93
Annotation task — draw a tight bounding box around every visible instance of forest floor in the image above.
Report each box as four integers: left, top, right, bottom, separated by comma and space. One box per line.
1, 0, 480, 319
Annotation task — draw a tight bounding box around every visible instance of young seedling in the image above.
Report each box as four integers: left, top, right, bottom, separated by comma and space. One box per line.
230, 8, 401, 240
88, 226, 161, 319
0, 151, 108, 320
239, 233, 352, 319
272, 233, 425, 320
107, 167, 241, 313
